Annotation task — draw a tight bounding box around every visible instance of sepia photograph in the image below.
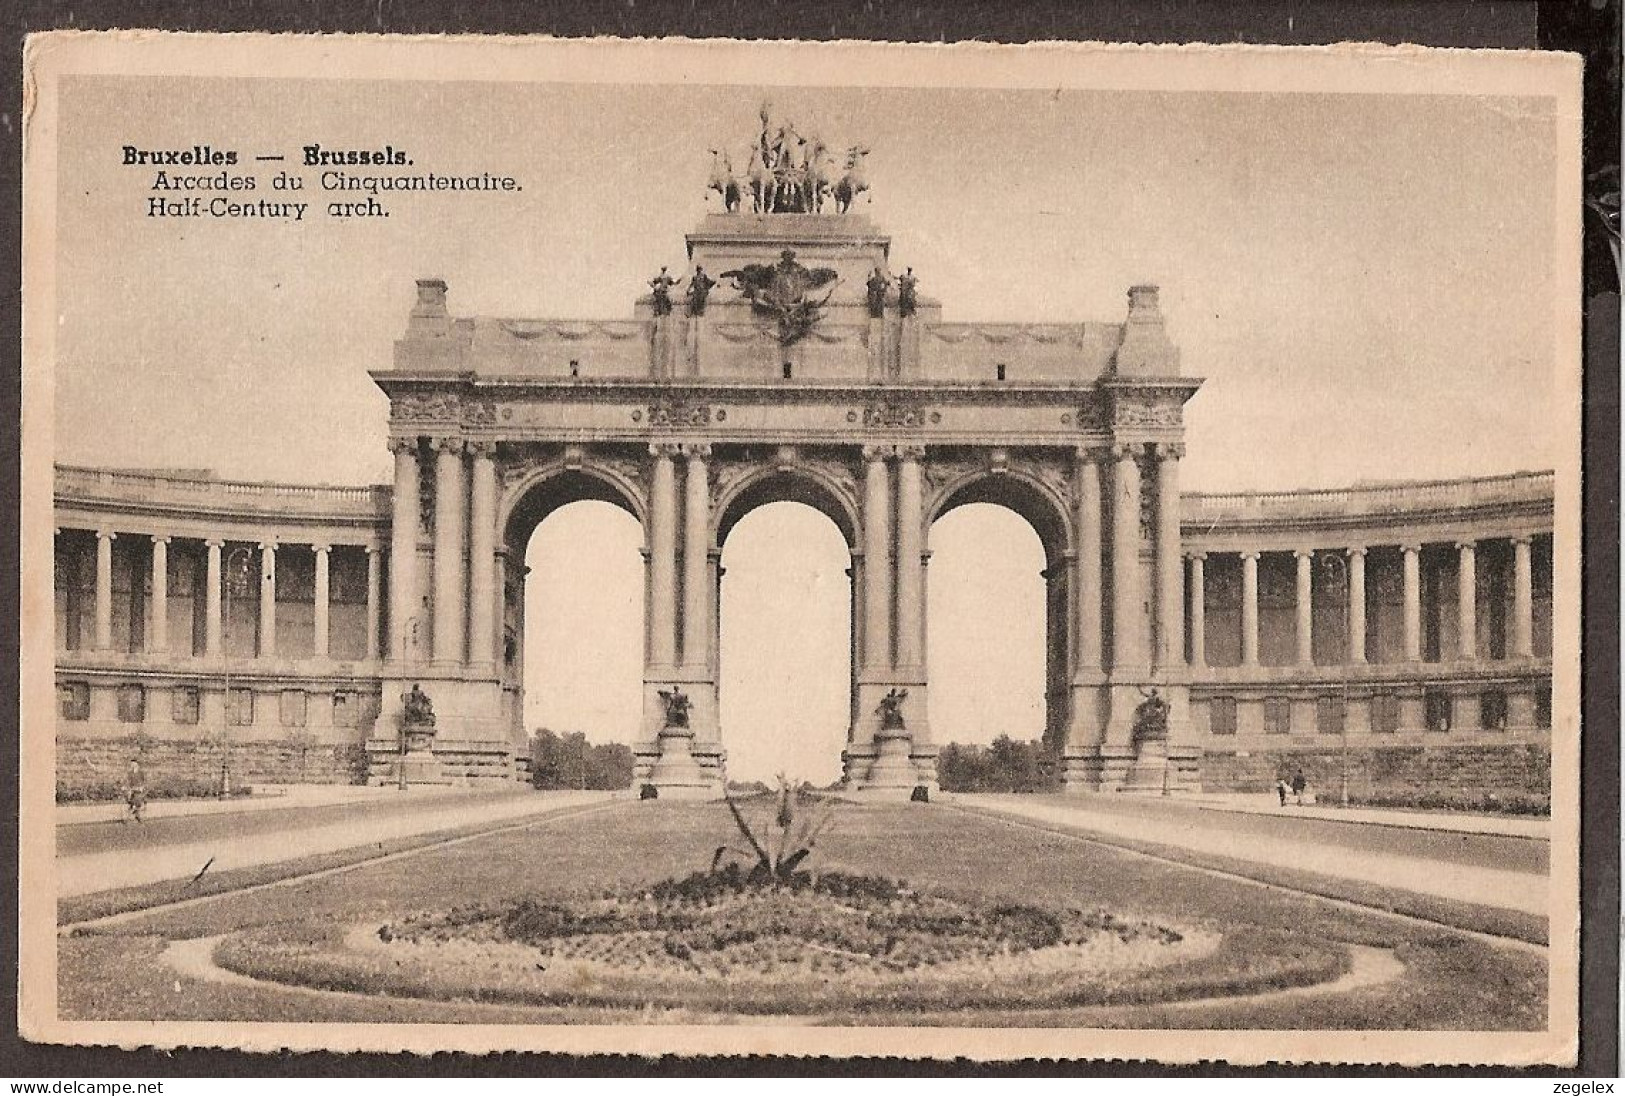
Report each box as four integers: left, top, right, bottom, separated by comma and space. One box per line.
19, 33, 1583, 1065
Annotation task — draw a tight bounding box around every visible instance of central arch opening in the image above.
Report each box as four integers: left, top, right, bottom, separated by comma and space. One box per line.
516, 494, 644, 787
718, 501, 852, 788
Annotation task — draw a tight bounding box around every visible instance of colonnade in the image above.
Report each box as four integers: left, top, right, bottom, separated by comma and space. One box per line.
68, 528, 382, 662
1185, 536, 1541, 668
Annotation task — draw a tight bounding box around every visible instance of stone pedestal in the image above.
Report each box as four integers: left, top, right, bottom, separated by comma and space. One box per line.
1120, 736, 1169, 795
395, 719, 449, 786
647, 723, 718, 800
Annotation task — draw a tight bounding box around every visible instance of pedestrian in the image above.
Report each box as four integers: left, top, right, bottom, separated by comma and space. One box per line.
1275, 776, 1288, 807
1291, 769, 1307, 806
124, 758, 146, 824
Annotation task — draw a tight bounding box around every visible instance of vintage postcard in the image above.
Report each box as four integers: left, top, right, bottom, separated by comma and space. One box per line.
19, 33, 1583, 1065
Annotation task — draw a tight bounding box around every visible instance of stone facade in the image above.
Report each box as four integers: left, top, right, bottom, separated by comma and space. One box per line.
51, 212, 1555, 801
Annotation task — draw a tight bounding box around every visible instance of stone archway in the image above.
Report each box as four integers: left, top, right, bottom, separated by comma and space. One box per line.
500, 463, 648, 775
927, 467, 1074, 756
713, 460, 862, 786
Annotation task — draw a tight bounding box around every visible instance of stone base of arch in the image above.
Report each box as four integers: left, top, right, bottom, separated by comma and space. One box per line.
367, 671, 527, 786
839, 677, 940, 798
633, 673, 727, 800
1062, 679, 1201, 794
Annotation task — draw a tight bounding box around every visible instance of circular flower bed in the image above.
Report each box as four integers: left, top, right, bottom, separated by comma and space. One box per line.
215, 866, 1225, 1015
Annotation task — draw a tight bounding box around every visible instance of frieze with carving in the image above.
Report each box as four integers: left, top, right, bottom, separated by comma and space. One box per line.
392, 394, 463, 422
1112, 403, 1183, 428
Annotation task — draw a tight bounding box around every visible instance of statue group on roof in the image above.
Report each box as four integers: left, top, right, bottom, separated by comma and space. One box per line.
706, 103, 871, 215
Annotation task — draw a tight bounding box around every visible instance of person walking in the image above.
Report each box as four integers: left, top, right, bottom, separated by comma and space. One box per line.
1291, 769, 1307, 806
124, 758, 146, 824
1275, 776, 1289, 808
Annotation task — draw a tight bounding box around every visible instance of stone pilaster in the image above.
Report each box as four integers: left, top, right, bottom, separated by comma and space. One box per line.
1187, 554, 1206, 667
204, 539, 224, 657
1456, 540, 1477, 661
257, 541, 276, 658
895, 445, 925, 672
149, 535, 170, 653
364, 546, 382, 661
1401, 543, 1422, 662
467, 441, 498, 670
647, 443, 679, 669
431, 437, 467, 665
1154, 442, 1184, 672
312, 544, 331, 660
1347, 547, 1368, 665
1240, 551, 1260, 667
1110, 443, 1146, 673
388, 438, 421, 663
1073, 447, 1104, 677
681, 443, 711, 671
1294, 549, 1314, 666
94, 529, 114, 650
861, 444, 893, 671
1512, 536, 1534, 658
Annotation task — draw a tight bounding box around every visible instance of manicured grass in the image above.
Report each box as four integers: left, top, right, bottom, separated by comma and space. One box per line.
56, 801, 1548, 1029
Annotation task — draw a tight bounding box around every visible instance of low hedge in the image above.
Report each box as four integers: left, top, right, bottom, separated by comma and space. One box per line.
56, 777, 253, 803
1344, 789, 1549, 817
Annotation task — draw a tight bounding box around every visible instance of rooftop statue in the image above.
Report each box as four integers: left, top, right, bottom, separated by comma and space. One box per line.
716, 104, 871, 214
648, 266, 681, 317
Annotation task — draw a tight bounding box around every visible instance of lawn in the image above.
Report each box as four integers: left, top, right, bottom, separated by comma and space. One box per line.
57, 799, 1548, 1029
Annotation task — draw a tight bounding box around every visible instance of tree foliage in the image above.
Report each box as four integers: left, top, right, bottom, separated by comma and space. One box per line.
529, 728, 634, 791
936, 736, 1059, 793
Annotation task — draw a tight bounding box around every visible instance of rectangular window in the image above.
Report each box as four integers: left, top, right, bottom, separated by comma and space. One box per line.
1424, 689, 1452, 732
1263, 697, 1291, 735
116, 684, 146, 724
1479, 690, 1508, 731
172, 685, 200, 725
280, 689, 308, 728
1316, 695, 1346, 736
59, 682, 90, 721
227, 687, 254, 727
1534, 683, 1551, 728
332, 690, 357, 728
1208, 696, 1237, 736
1371, 693, 1401, 734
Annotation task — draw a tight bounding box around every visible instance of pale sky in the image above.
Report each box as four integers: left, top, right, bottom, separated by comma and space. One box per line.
51, 74, 1562, 783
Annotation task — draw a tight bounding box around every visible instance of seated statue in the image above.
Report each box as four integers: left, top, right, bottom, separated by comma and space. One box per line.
658, 687, 691, 729
1132, 688, 1170, 744
401, 683, 435, 727
877, 687, 909, 731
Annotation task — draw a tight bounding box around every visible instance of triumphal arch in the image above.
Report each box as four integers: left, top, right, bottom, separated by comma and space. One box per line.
374, 116, 1201, 798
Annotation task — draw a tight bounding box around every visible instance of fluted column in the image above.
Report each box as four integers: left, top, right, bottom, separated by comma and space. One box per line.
1154, 442, 1184, 670
681, 443, 711, 670
1187, 554, 1206, 667
1347, 547, 1367, 664
1240, 551, 1260, 667
1456, 540, 1477, 661
1401, 543, 1422, 662
862, 445, 893, 670
896, 445, 925, 670
388, 438, 421, 663
257, 541, 277, 657
1512, 536, 1534, 658
1111, 444, 1145, 671
648, 443, 679, 667
1073, 448, 1104, 676
1292, 549, 1314, 665
148, 536, 170, 653
364, 547, 382, 661
94, 530, 115, 650
312, 544, 331, 660
204, 539, 224, 657
431, 438, 468, 664
467, 442, 498, 669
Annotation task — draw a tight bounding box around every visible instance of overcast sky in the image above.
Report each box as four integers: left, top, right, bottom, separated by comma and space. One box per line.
50, 71, 1564, 782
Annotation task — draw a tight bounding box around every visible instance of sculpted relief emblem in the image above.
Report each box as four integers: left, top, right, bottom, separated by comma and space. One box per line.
861, 401, 927, 429
721, 249, 839, 347
646, 399, 713, 428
